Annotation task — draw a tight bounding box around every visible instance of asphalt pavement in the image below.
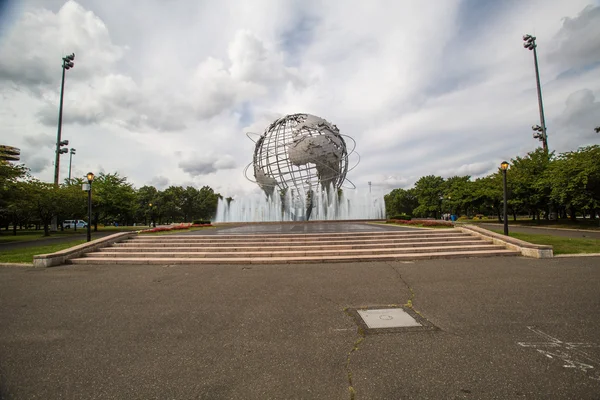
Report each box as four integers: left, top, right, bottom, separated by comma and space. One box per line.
1, 256, 599, 399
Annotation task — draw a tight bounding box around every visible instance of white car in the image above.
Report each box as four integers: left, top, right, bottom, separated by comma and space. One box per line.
63, 220, 88, 229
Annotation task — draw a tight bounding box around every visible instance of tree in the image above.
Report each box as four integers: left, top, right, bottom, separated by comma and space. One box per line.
545, 145, 600, 220
384, 188, 418, 217
135, 185, 159, 225
195, 186, 220, 220
160, 186, 184, 222
471, 174, 503, 221
91, 172, 136, 230
508, 148, 552, 220
413, 175, 445, 218
0, 162, 29, 232
443, 176, 472, 217
28, 180, 62, 236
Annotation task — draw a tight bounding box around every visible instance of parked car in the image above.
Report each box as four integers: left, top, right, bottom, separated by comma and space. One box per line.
63, 220, 88, 229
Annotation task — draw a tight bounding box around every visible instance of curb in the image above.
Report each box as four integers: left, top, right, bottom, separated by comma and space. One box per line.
459, 225, 553, 258
32, 232, 136, 267
0, 263, 33, 268
554, 253, 600, 258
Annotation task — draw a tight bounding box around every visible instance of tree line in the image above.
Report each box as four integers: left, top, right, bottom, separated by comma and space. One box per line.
0, 164, 221, 235
384, 145, 600, 221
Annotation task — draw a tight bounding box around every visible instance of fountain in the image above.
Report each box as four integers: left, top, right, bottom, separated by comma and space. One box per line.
215, 113, 385, 222
215, 185, 385, 222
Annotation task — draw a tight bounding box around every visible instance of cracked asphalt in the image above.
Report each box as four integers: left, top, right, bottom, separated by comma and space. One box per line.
1, 256, 599, 399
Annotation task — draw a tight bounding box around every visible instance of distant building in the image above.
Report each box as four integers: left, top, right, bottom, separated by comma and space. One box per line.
0, 145, 20, 162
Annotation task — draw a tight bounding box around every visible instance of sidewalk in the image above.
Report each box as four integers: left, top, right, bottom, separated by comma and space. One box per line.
1, 256, 599, 399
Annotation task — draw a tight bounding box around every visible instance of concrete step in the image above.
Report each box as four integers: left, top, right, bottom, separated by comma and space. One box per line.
85, 244, 506, 258
70, 249, 521, 264
131, 230, 459, 240
127, 231, 468, 241
119, 235, 475, 247
101, 239, 490, 252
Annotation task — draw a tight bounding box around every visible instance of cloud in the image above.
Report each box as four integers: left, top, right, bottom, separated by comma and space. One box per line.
24, 133, 55, 148
554, 89, 600, 138
148, 175, 170, 190
189, 30, 305, 120
178, 154, 237, 176
23, 156, 50, 173
0, 0, 125, 87
547, 5, 600, 71
1, 0, 599, 197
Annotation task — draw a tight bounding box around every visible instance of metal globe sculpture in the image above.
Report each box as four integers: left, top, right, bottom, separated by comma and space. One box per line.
245, 113, 358, 198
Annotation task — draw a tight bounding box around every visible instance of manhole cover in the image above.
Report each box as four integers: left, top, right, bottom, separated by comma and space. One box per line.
347, 306, 437, 334
357, 308, 421, 328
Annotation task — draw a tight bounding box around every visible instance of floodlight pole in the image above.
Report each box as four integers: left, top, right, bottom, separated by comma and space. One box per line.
54, 66, 67, 186
532, 46, 548, 153
68, 148, 75, 182
53, 53, 75, 186
523, 35, 548, 154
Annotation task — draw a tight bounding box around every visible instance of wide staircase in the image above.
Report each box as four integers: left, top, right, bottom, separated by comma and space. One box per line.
69, 229, 520, 264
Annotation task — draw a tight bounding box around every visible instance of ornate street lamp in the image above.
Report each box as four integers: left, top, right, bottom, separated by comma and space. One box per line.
500, 161, 509, 236
149, 203, 156, 227
86, 172, 94, 242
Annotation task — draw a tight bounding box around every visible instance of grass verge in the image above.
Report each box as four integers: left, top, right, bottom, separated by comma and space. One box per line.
0, 226, 150, 244
0, 239, 87, 264
489, 230, 600, 255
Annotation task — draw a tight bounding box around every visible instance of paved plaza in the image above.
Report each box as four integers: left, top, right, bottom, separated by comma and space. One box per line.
1, 250, 599, 399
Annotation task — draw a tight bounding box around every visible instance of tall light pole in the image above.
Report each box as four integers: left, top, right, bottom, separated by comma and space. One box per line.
53, 53, 75, 186
86, 172, 94, 242
500, 161, 509, 236
68, 148, 76, 182
523, 35, 548, 154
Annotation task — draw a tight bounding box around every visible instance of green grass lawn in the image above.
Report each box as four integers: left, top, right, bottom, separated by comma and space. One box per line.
0, 225, 150, 244
488, 230, 600, 255
0, 239, 88, 264
459, 218, 600, 230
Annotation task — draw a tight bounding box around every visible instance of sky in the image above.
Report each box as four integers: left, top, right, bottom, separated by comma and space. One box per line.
0, 0, 599, 196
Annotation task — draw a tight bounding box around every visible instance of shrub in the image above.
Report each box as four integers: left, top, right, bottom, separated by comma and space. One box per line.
192, 220, 211, 225
388, 214, 412, 221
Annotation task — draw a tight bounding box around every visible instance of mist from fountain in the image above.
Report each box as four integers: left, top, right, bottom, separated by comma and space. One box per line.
215, 185, 386, 222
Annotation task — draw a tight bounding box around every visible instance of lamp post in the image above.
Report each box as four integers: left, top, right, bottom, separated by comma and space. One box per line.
53, 53, 75, 186
500, 161, 509, 236
523, 35, 548, 154
86, 172, 94, 242
149, 203, 156, 227
68, 148, 76, 182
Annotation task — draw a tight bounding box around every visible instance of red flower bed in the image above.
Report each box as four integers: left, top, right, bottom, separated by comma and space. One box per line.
386, 219, 454, 227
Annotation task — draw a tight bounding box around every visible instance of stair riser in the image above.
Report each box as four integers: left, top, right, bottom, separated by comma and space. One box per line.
86, 245, 505, 258
70, 250, 520, 265
119, 237, 475, 247
134, 231, 460, 240
102, 240, 488, 252
129, 233, 470, 242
